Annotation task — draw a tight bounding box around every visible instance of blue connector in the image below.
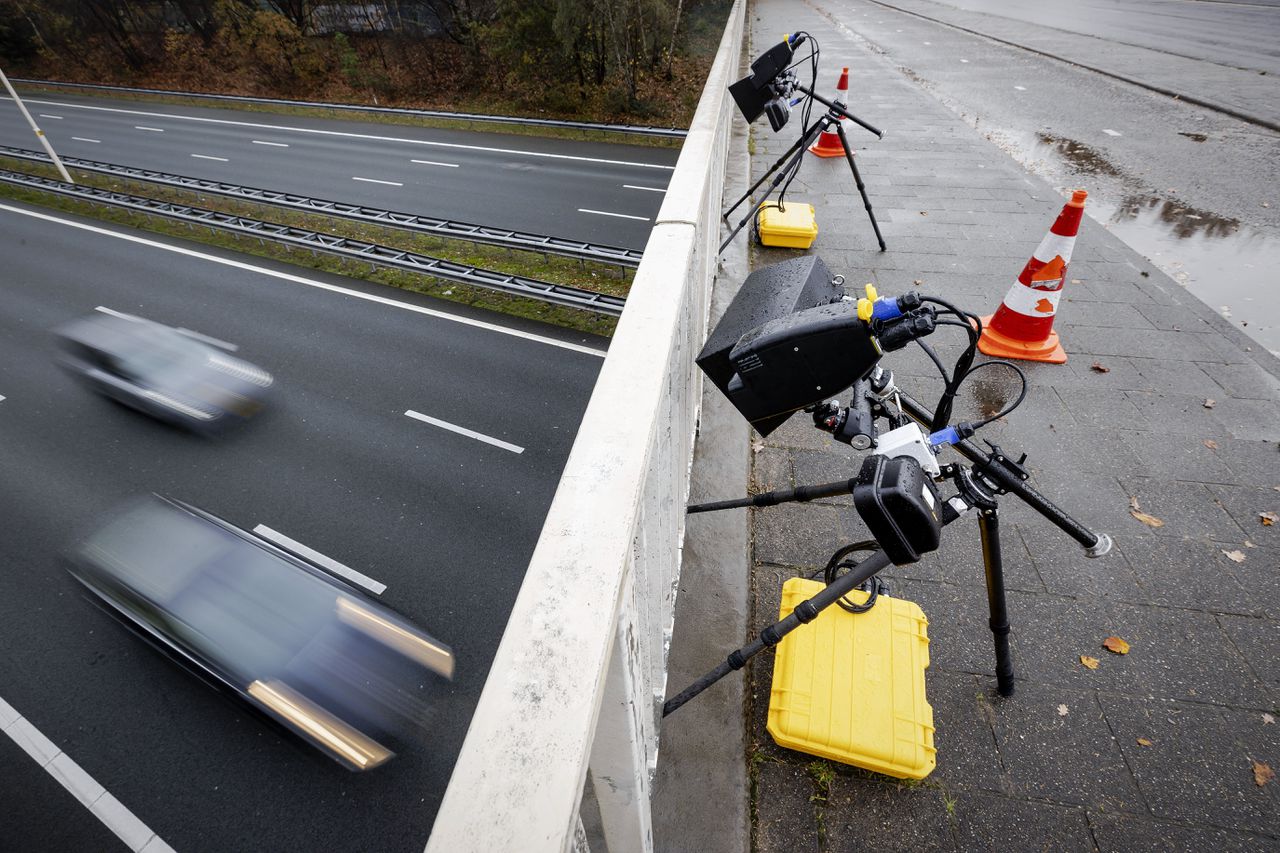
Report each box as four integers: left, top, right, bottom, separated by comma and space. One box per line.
928, 426, 961, 449
928, 423, 975, 450
871, 298, 902, 321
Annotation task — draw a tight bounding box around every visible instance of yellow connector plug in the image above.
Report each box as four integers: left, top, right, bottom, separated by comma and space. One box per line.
856, 283, 878, 322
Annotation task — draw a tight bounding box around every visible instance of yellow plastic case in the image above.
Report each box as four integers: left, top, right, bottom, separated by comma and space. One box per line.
756, 202, 818, 249
767, 577, 936, 779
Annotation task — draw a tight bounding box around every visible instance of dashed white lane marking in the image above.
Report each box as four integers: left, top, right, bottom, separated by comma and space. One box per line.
38, 114, 62, 119
578, 208, 650, 222
352, 176, 403, 186
1102, 129, 1123, 137
2, 205, 605, 357
404, 410, 525, 454
191, 153, 228, 161
253, 525, 387, 594
95, 306, 240, 350
0, 395, 5, 402
1014, 85, 1027, 91
410, 159, 459, 168
175, 327, 239, 351
71, 137, 100, 143
134, 126, 163, 132
20, 98, 676, 171
1, 696, 173, 852
959, 59, 969, 63
252, 140, 289, 147
623, 184, 665, 193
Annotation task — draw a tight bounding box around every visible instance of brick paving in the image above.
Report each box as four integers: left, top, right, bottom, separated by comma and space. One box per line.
741, 0, 1280, 849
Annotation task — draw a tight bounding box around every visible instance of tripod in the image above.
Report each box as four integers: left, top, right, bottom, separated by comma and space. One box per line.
722, 84, 887, 254
664, 389, 1111, 716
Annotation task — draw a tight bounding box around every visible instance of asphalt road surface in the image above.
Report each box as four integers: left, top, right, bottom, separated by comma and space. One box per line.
819, 0, 1280, 351
921, 0, 1280, 74
0, 199, 604, 851
0, 90, 678, 249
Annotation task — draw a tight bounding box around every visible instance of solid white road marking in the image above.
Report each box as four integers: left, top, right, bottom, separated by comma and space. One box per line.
405, 410, 525, 454
253, 525, 387, 595
191, 153, 228, 161
2, 205, 605, 357
578, 208, 650, 222
352, 176, 403, 186
71, 137, 100, 143
1103, 129, 1122, 137
1, 695, 172, 852
251, 140, 289, 147
20, 98, 676, 170
38, 114, 62, 119
94, 305, 143, 321
134, 126, 164, 132
623, 184, 665, 193
410, 159, 459, 168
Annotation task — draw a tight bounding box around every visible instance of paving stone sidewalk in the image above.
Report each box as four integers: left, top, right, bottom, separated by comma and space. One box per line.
741, 0, 1280, 849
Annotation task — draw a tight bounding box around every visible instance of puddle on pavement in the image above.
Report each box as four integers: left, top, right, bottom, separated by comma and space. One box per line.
999, 132, 1280, 356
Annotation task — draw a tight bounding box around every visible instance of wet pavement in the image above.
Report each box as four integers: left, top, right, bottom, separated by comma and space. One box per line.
818, 0, 1280, 354
708, 0, 1280, 849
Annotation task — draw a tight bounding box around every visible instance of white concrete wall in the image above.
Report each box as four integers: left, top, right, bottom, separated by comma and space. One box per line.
424, 3, 746, 851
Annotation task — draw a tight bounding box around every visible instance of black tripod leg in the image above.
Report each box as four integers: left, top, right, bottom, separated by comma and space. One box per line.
835, 122, 886, 251
719, 119, 828, 254
978, 507, 1015, 696
723, 123, 816, 221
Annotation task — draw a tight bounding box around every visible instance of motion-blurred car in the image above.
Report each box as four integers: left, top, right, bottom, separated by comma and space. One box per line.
68, 495, 455, 771
54, 311, 272, 432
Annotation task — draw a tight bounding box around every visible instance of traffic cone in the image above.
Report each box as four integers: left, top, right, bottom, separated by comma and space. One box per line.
808, 68, 849, 158
976, 189, 1088, 364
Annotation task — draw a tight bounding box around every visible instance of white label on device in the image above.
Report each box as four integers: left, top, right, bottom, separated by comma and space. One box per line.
922, 484, 935, 510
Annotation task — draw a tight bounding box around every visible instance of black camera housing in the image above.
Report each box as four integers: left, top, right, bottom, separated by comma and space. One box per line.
728, 39, 795, 124
725, 302, 883, 434
853, 455, 942, 565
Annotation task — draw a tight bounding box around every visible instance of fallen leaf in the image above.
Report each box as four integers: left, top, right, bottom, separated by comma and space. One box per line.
1080, 655, 1100, 670
913, 279, 924, 286
919, 210, 929, 216
1129, 495, 1141, 511
1260, 511, 1278, 526
1103, 636, 1131, 655
750, 439, 765, 454
1070, 279, 1082, 284
1131, 509, 1165, 528
1203, 398, 1217, 409
1222, 549, 1246, 563
1090, 362, 1111, 374
1136, 737, 1153, 747
1057, 704, 1069, 717
1203, 439, 1219, 450
1263, 713, 1275, 725
1245, 540, 1257, 548
1254, 761, 1275, 787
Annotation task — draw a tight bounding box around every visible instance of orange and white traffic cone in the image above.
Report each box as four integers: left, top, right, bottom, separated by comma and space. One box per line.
976, 189, 1088, 364
808, 68, 849, 158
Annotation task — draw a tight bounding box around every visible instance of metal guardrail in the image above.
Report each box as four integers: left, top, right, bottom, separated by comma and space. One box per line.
11, 78, 689, 139
424, 0, 745, 849
0, 169, 625, 316
0, 145, 644, 268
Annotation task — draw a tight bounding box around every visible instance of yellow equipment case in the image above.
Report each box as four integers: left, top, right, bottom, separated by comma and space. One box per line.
767, 576, 936, 779
756, 202, 819, 249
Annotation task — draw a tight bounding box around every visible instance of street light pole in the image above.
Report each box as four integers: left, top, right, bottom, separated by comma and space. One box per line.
0, 66, 74, 184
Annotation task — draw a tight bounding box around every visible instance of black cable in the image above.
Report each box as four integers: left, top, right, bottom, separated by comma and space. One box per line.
914, 338, 951, 386
920, 296, 980, 430
957, 360, 1029, 429
823, 540, 885, 613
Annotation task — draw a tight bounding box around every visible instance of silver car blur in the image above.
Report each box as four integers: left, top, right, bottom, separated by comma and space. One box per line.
54, 311, 272, 432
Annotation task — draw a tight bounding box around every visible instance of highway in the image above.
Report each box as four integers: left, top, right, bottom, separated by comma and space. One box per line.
0, 90, 679, 249
0, 199, 605, 850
